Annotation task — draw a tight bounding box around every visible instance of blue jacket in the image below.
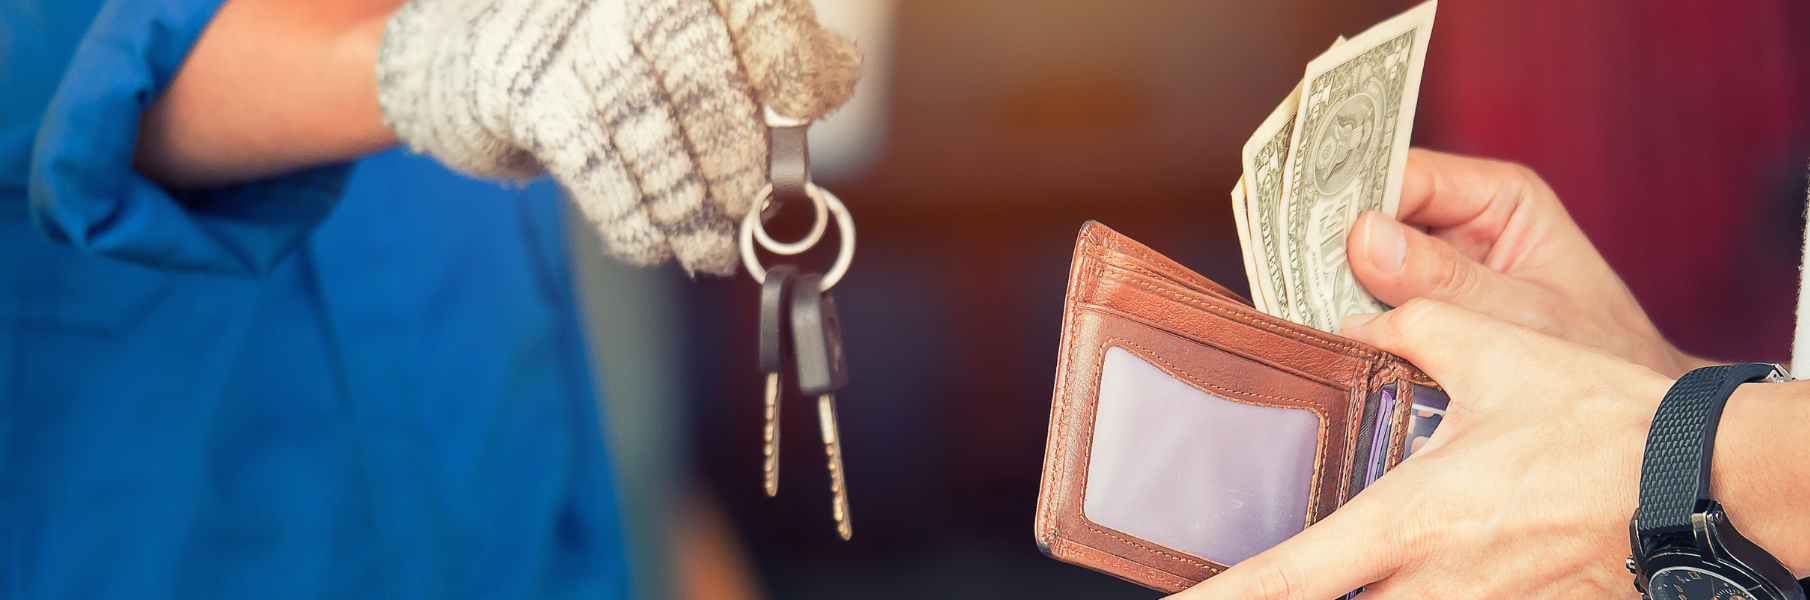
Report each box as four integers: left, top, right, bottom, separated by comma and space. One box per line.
1, 1, 630, 597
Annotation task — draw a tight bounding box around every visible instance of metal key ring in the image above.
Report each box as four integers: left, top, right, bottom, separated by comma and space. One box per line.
740, 185, 856, 290
748, 184, 830, 256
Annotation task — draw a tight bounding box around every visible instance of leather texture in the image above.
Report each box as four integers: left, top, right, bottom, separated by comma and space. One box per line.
1035, 221, 1436, 592
768, 123, 812, 208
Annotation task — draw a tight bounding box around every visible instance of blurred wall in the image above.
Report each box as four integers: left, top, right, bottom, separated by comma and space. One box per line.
1409, 0, 1810, 362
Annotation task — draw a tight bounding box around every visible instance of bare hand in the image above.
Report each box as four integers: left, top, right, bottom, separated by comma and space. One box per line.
1347, 149, 1708, 377
1169, 299, 1669, 600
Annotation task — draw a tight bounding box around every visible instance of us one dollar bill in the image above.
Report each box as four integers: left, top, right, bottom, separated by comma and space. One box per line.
1232, 1, 1435, 334
1238, 82, 1301, 319
1229, 179, 1271, 314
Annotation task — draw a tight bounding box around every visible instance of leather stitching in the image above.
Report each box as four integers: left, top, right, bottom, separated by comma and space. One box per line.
1082, 304, 1349, 389
1050, 537, 1199, 590
1087, 244, 1241, 303
1096, 270, 1381, 358
1104, 236, 1218, 293
1110, 339, 1336, 408
1387, 380, 1411, 469
1090, 338, 1332, 538
1039, 253, 1104, 543
1337, 362, 1374, 500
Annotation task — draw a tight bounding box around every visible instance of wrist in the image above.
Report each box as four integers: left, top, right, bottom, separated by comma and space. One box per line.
1644, 341, 1717, 379
136, 0, 402, 188
1666, 349, 1720, 379
1709, 378, 1810, 574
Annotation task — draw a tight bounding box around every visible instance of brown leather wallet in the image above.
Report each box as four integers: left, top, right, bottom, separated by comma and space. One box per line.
1034, 221, 1445, 592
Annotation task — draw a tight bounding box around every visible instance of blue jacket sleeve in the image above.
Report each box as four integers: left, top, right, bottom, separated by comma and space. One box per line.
28, 0, 353, 279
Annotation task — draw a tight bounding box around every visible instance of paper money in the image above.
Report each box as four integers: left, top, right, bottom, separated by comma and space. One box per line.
1276, 0, 1435, 333
1228, 180, 1271, 313
1235, 37, 1346, 321
1238, 82, 1302, 320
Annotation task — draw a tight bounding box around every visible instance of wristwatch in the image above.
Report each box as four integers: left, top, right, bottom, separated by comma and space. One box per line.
1629, 362, 1806, 600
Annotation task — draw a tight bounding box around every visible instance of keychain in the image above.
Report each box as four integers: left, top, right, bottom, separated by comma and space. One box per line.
739, 107, 858, 540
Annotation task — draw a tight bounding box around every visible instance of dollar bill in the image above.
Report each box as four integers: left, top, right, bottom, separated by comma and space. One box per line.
1236, 37, 1343, 321
1277, 0, 1436, 333
1238, 83, 1303, 320
1228, 179, 1272, 313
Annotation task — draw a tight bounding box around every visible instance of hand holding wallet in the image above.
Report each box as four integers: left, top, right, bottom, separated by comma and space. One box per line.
1034, 222, 1446, 592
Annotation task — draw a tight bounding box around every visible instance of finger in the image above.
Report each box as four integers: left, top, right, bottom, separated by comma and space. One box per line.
575, 1, 743, 274
1397, 149, 1544, 263
711, 0, 863, 119
1339, 299, 1543, 394
630, 0, 767, 206
630, 0, 769, 274
555, 7, 680, 267
1348, 211, 1558, 330
1398, 148, 1538, 228
1165, 490, 1402, 600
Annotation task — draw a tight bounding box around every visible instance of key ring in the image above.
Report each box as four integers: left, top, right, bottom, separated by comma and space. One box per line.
747, 183, 830, 255
740, 184, 856, 290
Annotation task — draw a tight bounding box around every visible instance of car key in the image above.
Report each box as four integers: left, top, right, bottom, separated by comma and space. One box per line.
757, 265, 799, 497
790, 272, 852, 539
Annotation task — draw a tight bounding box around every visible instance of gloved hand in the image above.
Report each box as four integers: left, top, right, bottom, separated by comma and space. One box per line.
376, 0, 860, 275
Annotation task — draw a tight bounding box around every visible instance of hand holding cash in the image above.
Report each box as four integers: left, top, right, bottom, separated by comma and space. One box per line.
1230, 0, 1699, 379
1232, 0, 1436, 335
1185, 3, 1744, 598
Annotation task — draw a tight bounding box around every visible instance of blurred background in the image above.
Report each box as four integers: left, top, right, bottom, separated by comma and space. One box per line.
571, 0, 1810, 598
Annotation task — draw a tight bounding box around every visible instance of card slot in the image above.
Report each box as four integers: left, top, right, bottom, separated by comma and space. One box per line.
1347, 388, 1388, 498
1349, 381, 1450, 497
1401, 384, 1448, 461
1087, 263, 1385, 360
1080, 301, 1356, 392
1039, 306, 1363, 590
1085, 346, 1323, 566
1084, 238, 1253, 307
1081, 310, 1354, 414
1078, 269, 1383, 390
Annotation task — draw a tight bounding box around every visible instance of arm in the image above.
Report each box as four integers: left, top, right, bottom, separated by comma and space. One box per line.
1715, 377, 1810, 574
133, 0, 404, 189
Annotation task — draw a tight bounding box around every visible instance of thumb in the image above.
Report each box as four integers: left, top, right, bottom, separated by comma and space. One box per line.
1349, 211, 1552, 328
1340, 299, 1544, 394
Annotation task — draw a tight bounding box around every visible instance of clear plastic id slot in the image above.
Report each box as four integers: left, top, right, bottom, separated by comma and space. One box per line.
1082, 347, 1321, 566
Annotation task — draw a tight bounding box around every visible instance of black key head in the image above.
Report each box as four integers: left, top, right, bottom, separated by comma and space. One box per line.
759, 265, 800, 374
790, 273, 848, 396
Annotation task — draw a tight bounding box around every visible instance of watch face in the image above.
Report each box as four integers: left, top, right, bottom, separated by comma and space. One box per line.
1649, 566, 1758, 600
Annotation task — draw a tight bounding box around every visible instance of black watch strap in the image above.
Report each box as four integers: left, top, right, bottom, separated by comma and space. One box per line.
1636, 362, 1779, 537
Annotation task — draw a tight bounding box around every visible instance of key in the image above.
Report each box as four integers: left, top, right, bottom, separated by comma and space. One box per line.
790, 272, 852, 539
758, 265, 799, 497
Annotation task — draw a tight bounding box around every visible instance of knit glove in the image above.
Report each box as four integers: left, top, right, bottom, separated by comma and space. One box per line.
377, 0, 860, 275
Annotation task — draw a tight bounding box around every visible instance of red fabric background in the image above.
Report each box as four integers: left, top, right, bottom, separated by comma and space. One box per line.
1411, 0, 1810, 362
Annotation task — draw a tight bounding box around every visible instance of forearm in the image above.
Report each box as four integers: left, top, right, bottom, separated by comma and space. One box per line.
1713, 378, 1810, 574
134, 0, 404, 189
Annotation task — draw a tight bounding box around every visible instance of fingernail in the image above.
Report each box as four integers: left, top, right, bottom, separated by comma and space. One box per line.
1366, 214, 1406, 274
1342, 312, 1382, 330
